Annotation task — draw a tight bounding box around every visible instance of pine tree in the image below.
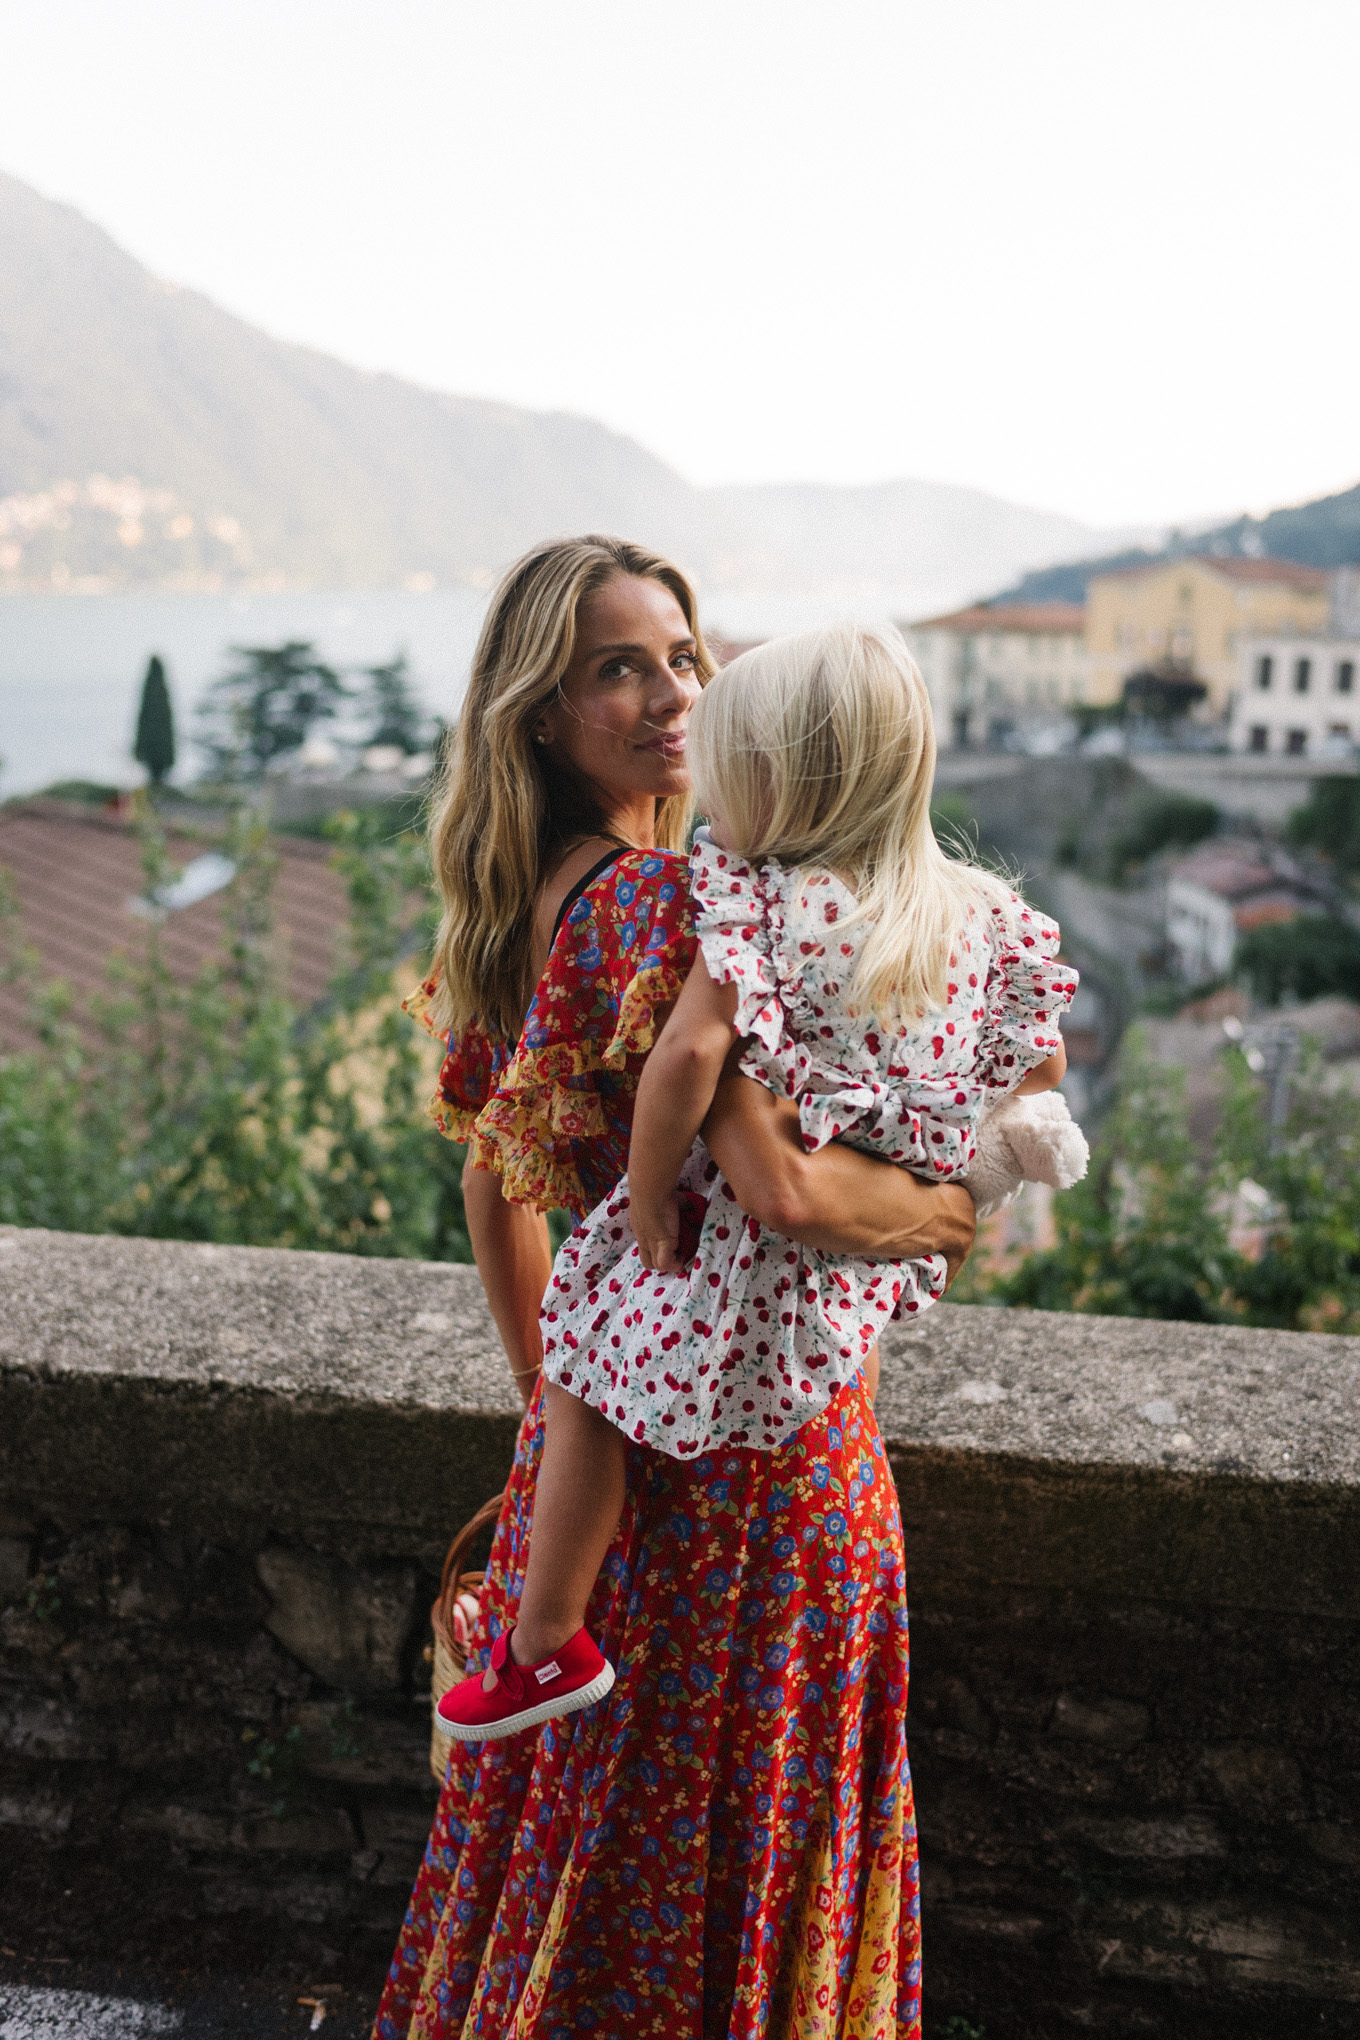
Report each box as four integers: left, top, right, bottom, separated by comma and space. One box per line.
133, 655, 176, 786
361, 652, 427, 753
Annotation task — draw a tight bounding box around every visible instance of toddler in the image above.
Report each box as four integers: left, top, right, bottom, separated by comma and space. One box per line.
438, 624, 1083, 1740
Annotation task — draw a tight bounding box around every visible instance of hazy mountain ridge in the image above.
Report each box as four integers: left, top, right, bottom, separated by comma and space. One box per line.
0, 170, 1121, 601
993, 481, 1360, 605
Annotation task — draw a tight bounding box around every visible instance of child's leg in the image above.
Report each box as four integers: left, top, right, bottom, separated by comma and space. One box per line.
510, 1382, 627, 1667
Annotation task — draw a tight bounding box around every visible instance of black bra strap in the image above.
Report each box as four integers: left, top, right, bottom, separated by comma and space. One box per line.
550, 848, 626, 948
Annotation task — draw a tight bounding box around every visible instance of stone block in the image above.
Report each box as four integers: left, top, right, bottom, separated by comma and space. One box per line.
1049, 1692, 1150, 1748
0, 1786, 73, 1836
0, 1694, 108, 1763
0, 1535, 31, 1604
238, 1809, 358, 1857
256, 1547, 419, 1693
1202, 1742, 1304, 1812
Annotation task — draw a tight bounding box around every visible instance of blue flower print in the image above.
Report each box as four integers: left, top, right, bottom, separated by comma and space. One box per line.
824, 1511, 848, 1538
772, 1535, 797, 1560
615, 879, 637, 908
763, 1642, 791, 1671
811, 1464, 831, 1490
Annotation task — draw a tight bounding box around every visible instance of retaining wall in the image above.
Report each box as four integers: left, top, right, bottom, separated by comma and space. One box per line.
1, 1225, 1357, 2037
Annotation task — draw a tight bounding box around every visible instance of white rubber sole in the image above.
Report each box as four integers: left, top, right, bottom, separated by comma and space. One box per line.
435, 1660, 616, 1743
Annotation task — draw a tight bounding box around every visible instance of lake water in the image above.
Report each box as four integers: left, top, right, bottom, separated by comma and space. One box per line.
0, 583, 947, 795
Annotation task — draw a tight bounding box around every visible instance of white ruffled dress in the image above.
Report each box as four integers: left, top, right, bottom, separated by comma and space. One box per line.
540, 829, 1076, 1459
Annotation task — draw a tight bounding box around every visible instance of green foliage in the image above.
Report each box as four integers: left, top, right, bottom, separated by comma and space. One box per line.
198, 640, 347, 780
133, 654, 176, 784
967, 1029, 1360, 1332
929, 791, 975, 844
0, 800, 470, 1263
360, 652, 428, 753
1235, 915, 1360, 1006
1105, 791, 1217, 883
1287, 776, 1360, 879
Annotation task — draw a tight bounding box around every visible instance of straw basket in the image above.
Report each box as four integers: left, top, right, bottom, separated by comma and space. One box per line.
426, 1490, 505, 1780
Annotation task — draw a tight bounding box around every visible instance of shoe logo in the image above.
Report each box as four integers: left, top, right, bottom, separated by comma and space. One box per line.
534, 1660, 562, 1684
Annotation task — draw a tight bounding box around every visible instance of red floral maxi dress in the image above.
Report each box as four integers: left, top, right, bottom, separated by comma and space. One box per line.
374, 848, 922, 2040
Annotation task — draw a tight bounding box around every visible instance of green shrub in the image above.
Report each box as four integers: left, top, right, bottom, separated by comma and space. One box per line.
1236, 915, 1360, 1005
0, 801, 470, 1262
962, 1028, 1360, 1333
1105, 791, 1217, 882
1287, 776, 1360, 877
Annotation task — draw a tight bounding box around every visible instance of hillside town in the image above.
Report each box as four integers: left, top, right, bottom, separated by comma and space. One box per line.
907, 555, 1358, 760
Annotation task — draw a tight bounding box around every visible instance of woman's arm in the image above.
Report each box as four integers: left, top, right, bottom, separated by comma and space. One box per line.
463, 1161, 555, 1408
701, 1056, 977, 1281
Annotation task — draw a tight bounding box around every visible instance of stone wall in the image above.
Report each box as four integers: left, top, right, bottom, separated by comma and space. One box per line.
1, 1225, 1357, 2037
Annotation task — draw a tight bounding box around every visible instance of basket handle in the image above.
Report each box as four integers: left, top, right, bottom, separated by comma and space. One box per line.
436, 1490, 506, 1611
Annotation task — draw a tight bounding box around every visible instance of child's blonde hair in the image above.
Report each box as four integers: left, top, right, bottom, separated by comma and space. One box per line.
688, 623, 1022, 1021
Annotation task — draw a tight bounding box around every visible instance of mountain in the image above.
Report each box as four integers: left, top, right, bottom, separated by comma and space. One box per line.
990, 481, 1360, 606
0, 170, 1118, 600
707, 479, 1111, 598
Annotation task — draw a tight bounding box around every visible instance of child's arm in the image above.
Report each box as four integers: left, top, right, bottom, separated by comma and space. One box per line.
1014, 1040, 1067, 1094
630, 953, 739, 1272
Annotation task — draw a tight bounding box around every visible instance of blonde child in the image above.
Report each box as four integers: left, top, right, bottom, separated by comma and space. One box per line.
437, 624, 1084, 1739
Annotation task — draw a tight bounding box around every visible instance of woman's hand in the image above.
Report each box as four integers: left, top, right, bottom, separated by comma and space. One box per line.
701, 1056, 977, 1282
463, 1161, 554, 1407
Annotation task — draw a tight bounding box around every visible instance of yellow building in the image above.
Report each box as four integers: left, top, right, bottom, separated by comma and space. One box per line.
1085, 556, 1329, 718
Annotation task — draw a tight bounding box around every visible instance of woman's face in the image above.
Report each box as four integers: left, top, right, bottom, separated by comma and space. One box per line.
538, 574, 703, 825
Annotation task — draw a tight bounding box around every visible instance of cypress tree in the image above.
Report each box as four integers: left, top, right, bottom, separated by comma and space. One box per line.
134, 655, 176, 785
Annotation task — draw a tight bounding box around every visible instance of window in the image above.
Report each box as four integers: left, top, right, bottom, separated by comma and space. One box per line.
1337, 660, 1355, 694
1294, 658, 1311, 693
1249, 725, 1269, 753
1256, 655, 1273, 690
1329, 723, 1353, 743
1286, 729, 1308, 754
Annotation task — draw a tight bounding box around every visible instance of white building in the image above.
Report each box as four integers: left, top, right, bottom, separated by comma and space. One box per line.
1165, 838, 1323, 983
903, 603, 1088, 749
1230, 636, 1360, 758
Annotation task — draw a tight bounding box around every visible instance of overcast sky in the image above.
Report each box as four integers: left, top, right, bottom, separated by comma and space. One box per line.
1, 0, 1356, 529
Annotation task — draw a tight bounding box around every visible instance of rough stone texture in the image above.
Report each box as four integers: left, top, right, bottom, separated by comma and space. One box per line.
2, 1224, 1358, 2038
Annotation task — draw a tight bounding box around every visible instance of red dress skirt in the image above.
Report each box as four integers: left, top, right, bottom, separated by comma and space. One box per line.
376, 850, 921, 2039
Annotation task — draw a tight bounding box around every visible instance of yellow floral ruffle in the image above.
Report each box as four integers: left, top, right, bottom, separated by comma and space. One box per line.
471, 950, 691, 1215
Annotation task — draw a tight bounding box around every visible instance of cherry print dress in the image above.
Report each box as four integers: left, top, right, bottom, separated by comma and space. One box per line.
540, 829, 1076, 1460
376, 847, 926, 2040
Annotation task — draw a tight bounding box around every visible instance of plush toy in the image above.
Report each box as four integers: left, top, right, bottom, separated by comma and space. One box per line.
960, 1088, 1090, 1219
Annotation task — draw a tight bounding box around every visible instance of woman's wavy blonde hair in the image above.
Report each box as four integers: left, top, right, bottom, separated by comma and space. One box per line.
688, 623, 1021, 1022
429, 534, 714, 1044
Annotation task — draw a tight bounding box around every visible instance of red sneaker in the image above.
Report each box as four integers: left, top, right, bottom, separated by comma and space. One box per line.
435, 1626, 615, 1742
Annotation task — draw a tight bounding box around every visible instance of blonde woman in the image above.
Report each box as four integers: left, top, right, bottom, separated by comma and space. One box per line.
438, 622, 1080, 1744
375, 546, 976, 2040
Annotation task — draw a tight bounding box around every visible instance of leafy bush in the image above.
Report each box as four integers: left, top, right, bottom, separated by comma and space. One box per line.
1105, 791, 1217, 883
1287, 776, 1360, 878
1235, 915, 1360, 1005
0, 801, 470, 1261
958, 1028, 1360, 1332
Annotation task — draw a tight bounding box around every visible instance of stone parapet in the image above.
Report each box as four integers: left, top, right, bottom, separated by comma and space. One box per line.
1, 1225, 1357, 2034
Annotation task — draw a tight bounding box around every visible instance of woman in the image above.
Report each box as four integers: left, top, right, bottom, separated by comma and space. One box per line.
375, 536, 975, 2040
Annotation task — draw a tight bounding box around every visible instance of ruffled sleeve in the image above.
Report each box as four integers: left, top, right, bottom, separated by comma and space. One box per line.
688, 828, 787, 1053
468, 849, 697, 1215
401, 977, 512, 1144
974, 895, 1079, 1092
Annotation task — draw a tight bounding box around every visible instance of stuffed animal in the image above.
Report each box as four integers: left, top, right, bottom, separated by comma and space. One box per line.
961, 1088, 1089, 1220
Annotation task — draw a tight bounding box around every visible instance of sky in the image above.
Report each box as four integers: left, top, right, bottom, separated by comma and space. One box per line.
1, 0, 1357, 530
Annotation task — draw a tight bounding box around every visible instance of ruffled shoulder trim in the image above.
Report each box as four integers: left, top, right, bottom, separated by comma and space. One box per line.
689, 828, 787, 1052
975, 893, 1079, 1090
402, 976, 512, 1144
471, 848, 697, 1213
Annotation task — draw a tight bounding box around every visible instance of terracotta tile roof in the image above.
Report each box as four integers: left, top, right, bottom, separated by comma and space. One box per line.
1092, 556, 1328, 592
0, 800, 352, 1051
909, 603, 1086, 634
